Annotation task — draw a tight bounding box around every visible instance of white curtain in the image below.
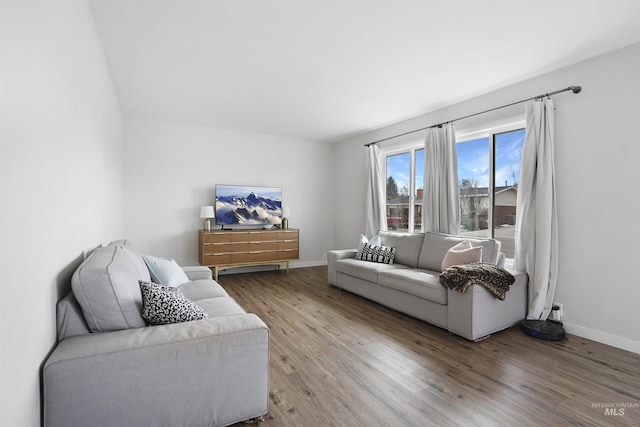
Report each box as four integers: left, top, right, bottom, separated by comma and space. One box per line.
514, 98, 558, 320
365, 144, 386, 238
422, 123, 459, 234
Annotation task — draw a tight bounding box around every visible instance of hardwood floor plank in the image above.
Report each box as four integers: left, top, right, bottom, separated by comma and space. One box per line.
219, 267, 640, 426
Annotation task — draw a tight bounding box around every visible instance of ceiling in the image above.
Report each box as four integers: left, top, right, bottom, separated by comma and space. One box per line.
89, 0, 640, 143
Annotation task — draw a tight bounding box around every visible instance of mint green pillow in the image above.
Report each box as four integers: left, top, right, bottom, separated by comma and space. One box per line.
143, 255, 190, 287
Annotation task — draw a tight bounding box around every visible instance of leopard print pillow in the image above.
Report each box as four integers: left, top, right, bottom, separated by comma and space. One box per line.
139, 280, 208, 325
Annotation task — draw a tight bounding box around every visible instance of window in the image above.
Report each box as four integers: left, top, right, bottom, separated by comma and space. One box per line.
385, 147, 424, 233
457, 125, 525, 258
382, 119, 524, 254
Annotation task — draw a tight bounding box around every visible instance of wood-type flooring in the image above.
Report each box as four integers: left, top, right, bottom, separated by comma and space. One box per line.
218, 266, 640, 427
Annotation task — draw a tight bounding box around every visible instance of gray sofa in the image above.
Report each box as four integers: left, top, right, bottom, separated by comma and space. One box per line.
328, 231, 528, 341
43, 240, 269, 427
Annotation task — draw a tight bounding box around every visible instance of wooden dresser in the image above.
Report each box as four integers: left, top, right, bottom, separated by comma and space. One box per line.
199, 229, 299, 280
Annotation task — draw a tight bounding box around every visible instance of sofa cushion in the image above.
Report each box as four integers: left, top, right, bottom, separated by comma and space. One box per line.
143, 255, 190, 287
358, 243, 396, 264
377, 231, 425, 268
179, 279, 229, 301
418, 232, 501, 272
181, 266, 214, 281
72, 245, 150, 332
139, 281, 209, 325
441, 240, 483, 270
336, 258, 408, 283
196, 296, 248, 318
378, 269, 447, 305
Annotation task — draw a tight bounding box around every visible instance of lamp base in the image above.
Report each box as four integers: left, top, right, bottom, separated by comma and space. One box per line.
203, 219, 212, 232
282, 218, 288, 229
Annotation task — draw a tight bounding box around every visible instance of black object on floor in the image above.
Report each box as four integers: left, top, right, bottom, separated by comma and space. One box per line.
521, 319, 566, 341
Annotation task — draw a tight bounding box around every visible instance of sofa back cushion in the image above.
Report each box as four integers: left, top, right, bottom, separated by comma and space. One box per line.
377, 231, 425, 268
56, 292, 90, 341
108, 239, 144, 257
418, 232, 501, 272
71, 245, 150, 333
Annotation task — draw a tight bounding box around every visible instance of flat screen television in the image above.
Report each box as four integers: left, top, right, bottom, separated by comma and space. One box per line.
215, 184, 282, 226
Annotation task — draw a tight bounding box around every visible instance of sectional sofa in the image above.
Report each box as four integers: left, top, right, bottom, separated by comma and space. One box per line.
43, 240, 269, 427
328, 231, 528, 341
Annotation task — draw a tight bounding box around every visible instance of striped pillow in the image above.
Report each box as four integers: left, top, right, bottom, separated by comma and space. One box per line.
358, 243, 396, 264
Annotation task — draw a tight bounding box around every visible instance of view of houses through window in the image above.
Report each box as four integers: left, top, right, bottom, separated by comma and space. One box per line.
384, 124, 525, 258
385, 148, 423, 233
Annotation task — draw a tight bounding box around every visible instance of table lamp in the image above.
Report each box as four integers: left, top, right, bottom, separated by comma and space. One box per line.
200, 206, 215, 231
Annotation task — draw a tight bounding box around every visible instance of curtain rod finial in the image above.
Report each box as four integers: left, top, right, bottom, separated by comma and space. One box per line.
571, 86, 582, 94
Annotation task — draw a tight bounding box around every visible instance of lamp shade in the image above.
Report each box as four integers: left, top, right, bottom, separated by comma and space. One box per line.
282, 207, 291, 218
200, 206, 215, 219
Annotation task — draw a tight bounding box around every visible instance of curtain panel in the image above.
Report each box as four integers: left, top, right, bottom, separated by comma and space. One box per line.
514, 98, 558, 320
364, 144, 386, 238
422, 123, 459, 234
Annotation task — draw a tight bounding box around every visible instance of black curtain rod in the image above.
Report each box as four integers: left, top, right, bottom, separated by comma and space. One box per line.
365, 85, 582, 147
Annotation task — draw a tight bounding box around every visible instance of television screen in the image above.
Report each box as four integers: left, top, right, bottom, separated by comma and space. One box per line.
215, 184, 282, 226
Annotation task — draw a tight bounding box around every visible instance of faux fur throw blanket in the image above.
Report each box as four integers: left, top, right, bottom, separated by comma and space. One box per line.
439, 262, 515, 300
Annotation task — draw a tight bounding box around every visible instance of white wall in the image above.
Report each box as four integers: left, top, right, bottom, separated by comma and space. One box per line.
123, 119, 335, 268
334, 43, 640, 353
0, 1, 124, 426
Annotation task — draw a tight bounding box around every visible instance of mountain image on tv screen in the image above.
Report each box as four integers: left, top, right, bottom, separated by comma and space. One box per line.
215, 185, 282, 225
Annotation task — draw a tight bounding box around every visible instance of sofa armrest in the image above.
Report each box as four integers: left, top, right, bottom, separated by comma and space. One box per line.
43, 314, 269, 427
447, 269, 528, 341
182, 265, 213, 281
327, 249, 357, 285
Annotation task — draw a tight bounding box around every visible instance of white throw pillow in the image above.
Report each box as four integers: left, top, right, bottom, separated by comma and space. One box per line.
441, 240, 483, 271
355, 234, 381, 259
143, 255, 190, 287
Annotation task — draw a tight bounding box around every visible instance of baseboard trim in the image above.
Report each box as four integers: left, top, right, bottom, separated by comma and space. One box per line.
291, 260, 327, 268
564, 322, 640, 354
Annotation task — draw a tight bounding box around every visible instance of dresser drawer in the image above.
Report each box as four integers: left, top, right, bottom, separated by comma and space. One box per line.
202, 233, 230, 244
278, 230, 299, 240
279, 249, 299, 260
233, 241, 278, 252
278, 240, 299, 251
202, 253, 230, 265
248, 231, 278, 242
229, 232, 250, 243
230, 251, 281, 263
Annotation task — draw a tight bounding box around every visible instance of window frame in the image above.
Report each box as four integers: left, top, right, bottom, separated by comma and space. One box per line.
380, 115, 525, 242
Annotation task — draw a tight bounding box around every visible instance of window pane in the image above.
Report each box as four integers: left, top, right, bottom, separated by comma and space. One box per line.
386, 153, 410, 232
414, 149, 424, 233
457, 137, 490, 238
494, 129, 525, 258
